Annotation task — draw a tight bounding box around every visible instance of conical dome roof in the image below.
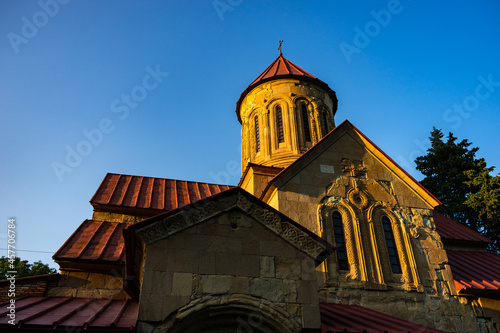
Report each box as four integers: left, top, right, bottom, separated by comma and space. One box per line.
236, 55, 336, 122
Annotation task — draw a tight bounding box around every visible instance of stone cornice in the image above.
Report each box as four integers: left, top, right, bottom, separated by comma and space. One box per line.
134, 189, 332, 262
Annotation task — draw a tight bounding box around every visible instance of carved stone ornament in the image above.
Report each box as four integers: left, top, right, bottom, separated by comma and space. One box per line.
347, 188, 369, 209
135, 191, 331, 261
341, 158, 367, 177
410, 227, 420, 239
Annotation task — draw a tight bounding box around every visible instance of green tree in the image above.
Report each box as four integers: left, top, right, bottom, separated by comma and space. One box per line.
0, 257, 56, 280
415, 128, 500, 252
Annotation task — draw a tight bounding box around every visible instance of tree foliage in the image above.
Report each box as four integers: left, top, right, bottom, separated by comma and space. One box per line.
0, 257, 56, 280
415, 128, 500, 252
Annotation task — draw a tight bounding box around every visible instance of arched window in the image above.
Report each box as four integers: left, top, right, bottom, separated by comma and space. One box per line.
321, 110, 329, 135
301, 104, 311, 142
275, 105, 284, 143
254, 115, 260, 153
382, 216, 401, 274
333, 212, 349, 270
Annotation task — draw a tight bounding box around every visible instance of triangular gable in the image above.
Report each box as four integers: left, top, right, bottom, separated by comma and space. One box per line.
127, 187, 333, 263
260, 120, 441, 209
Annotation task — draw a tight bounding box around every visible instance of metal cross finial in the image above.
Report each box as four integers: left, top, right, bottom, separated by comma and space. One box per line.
278, 40, 283, 56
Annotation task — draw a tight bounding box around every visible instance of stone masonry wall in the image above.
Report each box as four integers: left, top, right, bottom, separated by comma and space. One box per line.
138, 210, 321, 332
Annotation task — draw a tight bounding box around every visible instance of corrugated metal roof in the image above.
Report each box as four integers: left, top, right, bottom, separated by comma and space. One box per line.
53, 220, 126, 263
91, 173, 233, 212
433, 211, 492, 243
0, 297, 138, 330
320, 303, 447, 333
447, 250, 500, 292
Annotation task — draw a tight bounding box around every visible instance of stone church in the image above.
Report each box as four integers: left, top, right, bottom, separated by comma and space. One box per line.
1, 53, 499, 332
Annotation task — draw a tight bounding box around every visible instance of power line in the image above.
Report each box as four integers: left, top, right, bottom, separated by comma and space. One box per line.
0, 248, 54, 254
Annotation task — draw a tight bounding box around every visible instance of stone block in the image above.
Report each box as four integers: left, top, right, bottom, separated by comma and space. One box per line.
280, 242, 297, 258
276, 257, 301, 280
302, 303, 321, 329
260, 240, 281, 256
301, 259, 318, 281
139, 293, 163, 321
297, 280, 318, 304
197, 222, 218, 236
283, 279, 297, 302
226, 237, 243, 252
166, 234, 185, 249
230, 277, 249, 294
171, 272, 193, 296
250, 278, 284, 302
215, 252, 236, 275
198, 252, 216, 274
162, 295, 190, 319
167, 248, 198, 272
242, 237, 260, 254
206, 236, 227, 252
235, 254, 260, 277
202, 275, 231, 294
260, 256, 275, 278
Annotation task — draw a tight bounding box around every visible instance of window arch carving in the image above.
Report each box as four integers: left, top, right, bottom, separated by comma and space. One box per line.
318, 200, 360, 282
368, 205, 418, 287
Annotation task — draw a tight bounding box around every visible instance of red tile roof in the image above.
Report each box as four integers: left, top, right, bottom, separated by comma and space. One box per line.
53, 220, 126, 263
447, 250, 500, 292
91, 173, 234, 214
0, 297, 138, 330
320, 303, 447, 333
236, 55, 337, 123
433, 211, 492, 243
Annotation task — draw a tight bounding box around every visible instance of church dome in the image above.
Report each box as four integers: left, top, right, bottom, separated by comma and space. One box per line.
237, 54, 339, 173
236, 55, 338, 123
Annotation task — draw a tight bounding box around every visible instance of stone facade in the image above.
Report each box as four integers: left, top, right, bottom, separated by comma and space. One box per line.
131, 190, 333, 332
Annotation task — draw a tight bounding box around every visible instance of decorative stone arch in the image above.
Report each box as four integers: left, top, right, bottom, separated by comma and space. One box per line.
318, 105, 333, 136
154, 295, 302, 333
266, 97, 292, 150
247, 107, 264, 159
367, 203, 417, 287
294, 97, 314, 148
318, 197, 361, 282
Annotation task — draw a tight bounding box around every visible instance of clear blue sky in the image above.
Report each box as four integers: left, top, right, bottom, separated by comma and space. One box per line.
1, 1, 499, 268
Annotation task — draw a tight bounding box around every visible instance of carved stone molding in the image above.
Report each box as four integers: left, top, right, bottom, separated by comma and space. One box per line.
156, 294, 302, 333
136, 191, 331, 261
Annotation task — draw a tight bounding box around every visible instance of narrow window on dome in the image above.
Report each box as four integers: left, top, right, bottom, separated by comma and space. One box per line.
276, 105, 284, 143
322, 110, 329, 135
382, 216, 402, 274
254, 115, 260, 153
333, 212, 349, 270
301, 104, 311, 142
